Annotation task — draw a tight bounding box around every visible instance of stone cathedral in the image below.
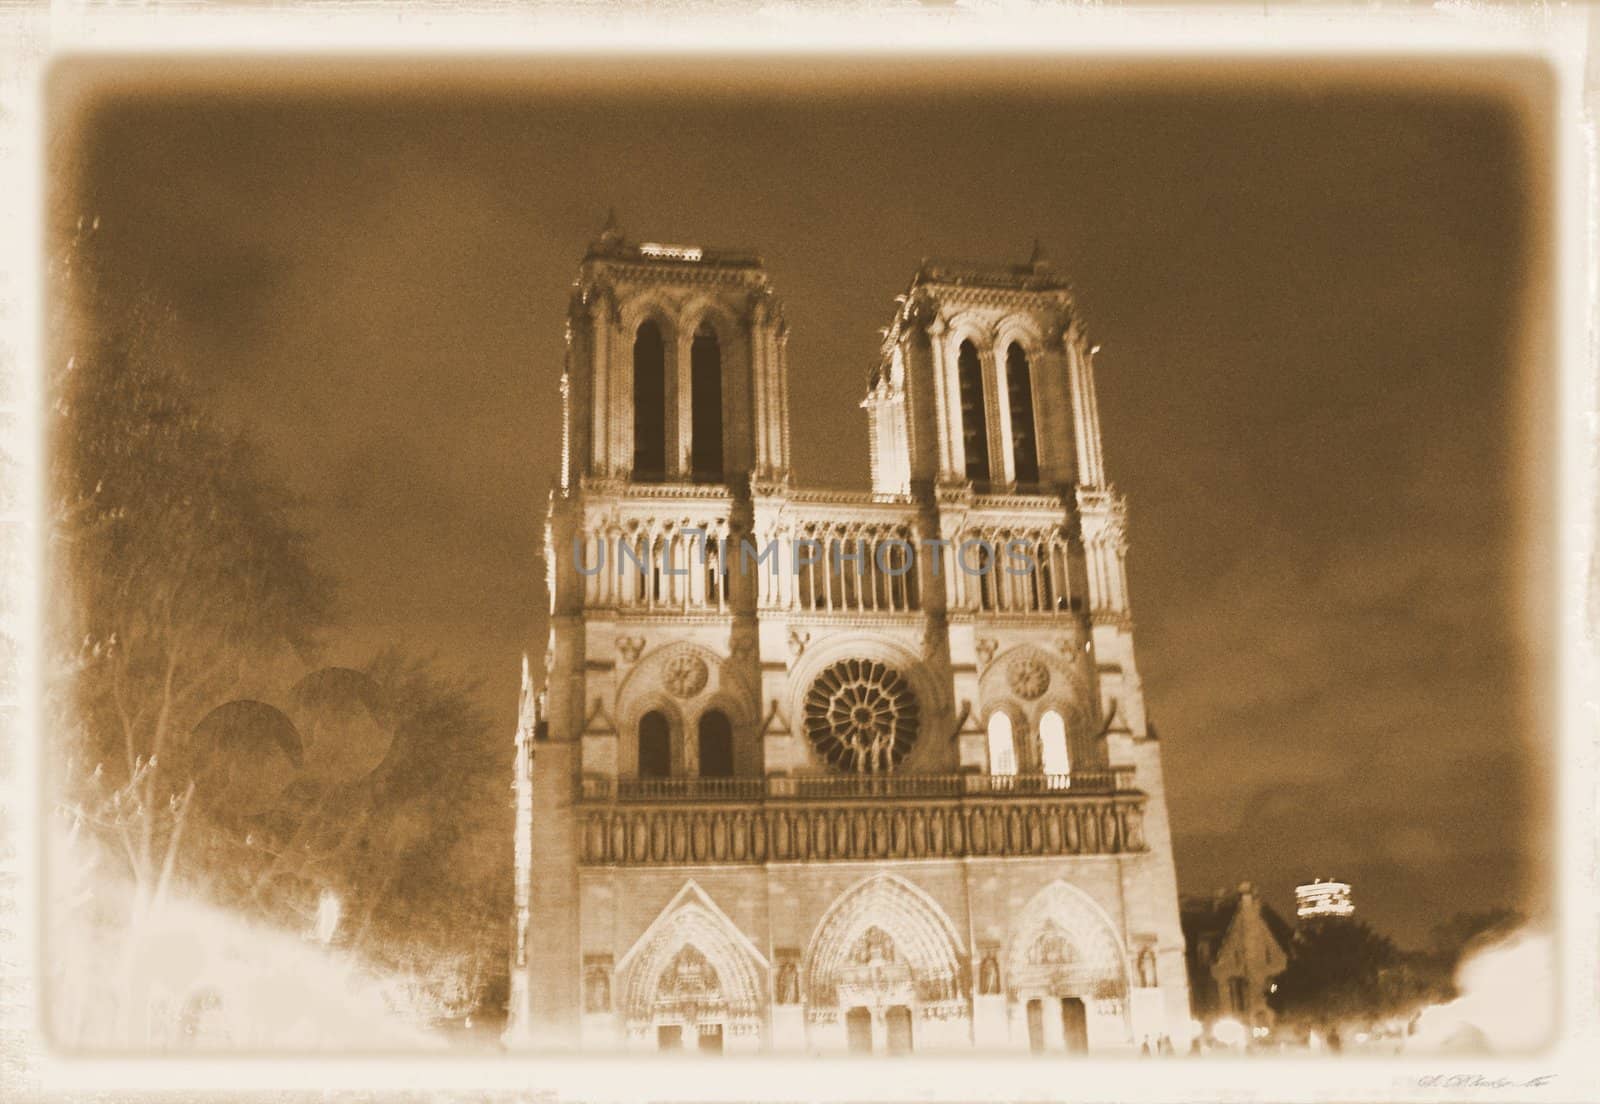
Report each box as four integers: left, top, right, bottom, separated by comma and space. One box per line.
506, 220, 1192, 1055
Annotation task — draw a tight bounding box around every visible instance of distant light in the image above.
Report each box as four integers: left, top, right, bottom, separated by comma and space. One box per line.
639, 242, 704, 262
1090, 344, 1102, 355
1296, 880, 1355, 918
1211, 1018, 1245, 1047
314, 890, 341, 944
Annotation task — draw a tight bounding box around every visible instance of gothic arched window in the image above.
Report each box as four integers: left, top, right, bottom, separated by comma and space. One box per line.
1039, 709, 1070, 786
690, 323, 724, 483
957, 340, 991, 484
987, 712, 1017, 779
698, 709, 734, 779
639, 709, 671, 778
632, 320, 667, 481
1006, 343, 1040, 486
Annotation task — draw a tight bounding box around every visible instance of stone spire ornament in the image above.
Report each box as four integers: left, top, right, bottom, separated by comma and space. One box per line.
597, 207, 624, 251
1028, 237, 1050, 272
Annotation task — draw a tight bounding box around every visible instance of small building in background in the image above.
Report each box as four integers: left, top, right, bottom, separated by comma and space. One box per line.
1180, 882, 1293, 1039
1295, 879, 1355, 920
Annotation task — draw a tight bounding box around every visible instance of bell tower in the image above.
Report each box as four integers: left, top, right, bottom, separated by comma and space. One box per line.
563, 215, 791, 490
513, 229, 1192, 1055
864, 248, 1103, 497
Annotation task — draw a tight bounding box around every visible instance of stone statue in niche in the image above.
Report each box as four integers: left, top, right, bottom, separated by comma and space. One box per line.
1125, 808, 1146, 851
978, 953, 1001, 996
1136, 946, 1158, 989
854, 927, 895, 965
775, 959, 800, 1005
583, 963, 611, 1013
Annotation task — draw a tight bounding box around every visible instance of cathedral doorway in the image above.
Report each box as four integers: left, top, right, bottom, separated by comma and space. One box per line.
1060, 998, 1088, 1053
1026, 1000, 1045, 1053
1006, 882, 1134, 1053
885, 1005, 914, 1054
616, 887, 769, 1053
802, 874, 969, 1053
845, 1007, 873, 1053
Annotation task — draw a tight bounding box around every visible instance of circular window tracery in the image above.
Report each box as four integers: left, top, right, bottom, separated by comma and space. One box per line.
662, 653, 709, 698
803, 659, 920, 772
1007, 654, 1051, 701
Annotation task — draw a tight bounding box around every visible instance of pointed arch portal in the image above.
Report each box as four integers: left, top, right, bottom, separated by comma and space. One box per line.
1005, 881, 1129, 1003
803, 873, 965, 1010
617, 885, 767, 1047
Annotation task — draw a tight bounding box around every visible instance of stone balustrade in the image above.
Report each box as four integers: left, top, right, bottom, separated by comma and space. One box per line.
596, 770, 1134, 802
575, 773, 1148, 866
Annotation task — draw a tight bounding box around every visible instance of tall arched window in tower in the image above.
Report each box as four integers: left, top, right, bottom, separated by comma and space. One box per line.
1039, 709, 1070, 788
632, 320, 667, 481
689, 323, 724, 483
698, 710, 734, 779
639, 710, 671, 778
1006, 343, 1040, 486
987, 712, 1017, 781
957, 340, 991, 483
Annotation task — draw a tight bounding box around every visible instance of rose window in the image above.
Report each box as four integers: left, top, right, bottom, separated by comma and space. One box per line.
803, 659, 920, 772
1007, 655, 1051, 701
662, 653, 709, 698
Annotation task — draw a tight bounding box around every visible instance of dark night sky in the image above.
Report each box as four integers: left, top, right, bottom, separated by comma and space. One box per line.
54, 56, 1554, 946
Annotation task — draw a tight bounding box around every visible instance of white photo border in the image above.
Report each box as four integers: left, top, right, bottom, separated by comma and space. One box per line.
0, 3, 1593, 1102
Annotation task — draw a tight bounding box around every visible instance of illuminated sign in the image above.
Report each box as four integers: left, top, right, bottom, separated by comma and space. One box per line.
1295, 879, 1354, 918
639, 242, 704, 262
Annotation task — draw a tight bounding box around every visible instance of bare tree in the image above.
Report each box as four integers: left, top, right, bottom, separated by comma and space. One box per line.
48, 217, 335, 907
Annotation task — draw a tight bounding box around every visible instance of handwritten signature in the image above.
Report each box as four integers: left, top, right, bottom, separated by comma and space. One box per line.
1417, 1074, 1556, 1089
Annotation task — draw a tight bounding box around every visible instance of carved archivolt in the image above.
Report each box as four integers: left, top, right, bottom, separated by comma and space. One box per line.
802, 873, 965, 1011
1005, 881, 1129, 1004
617, 894, 767, 1031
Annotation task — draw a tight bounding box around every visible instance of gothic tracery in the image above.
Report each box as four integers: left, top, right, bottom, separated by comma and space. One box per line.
803, 659, 920, 773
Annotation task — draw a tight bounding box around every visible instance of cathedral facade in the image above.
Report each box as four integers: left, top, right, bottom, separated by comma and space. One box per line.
506, 221, 1192, 1055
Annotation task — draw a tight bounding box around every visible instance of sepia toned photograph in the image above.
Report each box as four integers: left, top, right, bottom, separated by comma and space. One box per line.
2, 6, 1591, 1099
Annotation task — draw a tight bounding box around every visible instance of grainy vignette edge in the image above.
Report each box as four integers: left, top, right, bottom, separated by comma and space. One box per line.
0, 3, 1595, 1103
0, 1, 39, 1099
